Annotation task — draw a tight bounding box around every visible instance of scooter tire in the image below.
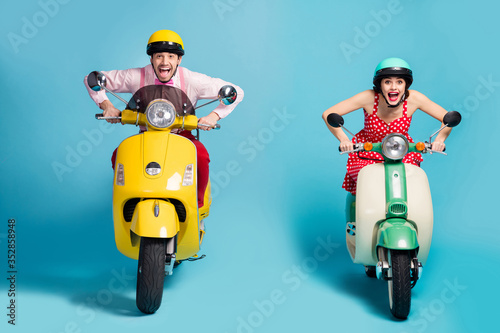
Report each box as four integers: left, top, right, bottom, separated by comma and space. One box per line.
136, 237, 167, 314
388, 250, 412, 319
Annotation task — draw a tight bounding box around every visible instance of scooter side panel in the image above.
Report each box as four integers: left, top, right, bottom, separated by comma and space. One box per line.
354, 163, 386, 265
405, 163, 433, 265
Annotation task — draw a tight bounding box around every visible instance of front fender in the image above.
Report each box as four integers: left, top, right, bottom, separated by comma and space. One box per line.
377, 219, 418, 250
131, 199, 179, 238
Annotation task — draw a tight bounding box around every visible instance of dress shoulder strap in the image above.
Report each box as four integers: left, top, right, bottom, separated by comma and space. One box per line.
373, 93, 379, 115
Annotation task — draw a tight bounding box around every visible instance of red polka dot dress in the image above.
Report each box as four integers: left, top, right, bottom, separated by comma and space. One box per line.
342, 94, 423, 195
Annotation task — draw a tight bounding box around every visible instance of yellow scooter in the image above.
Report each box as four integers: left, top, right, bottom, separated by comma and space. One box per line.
87, 71, 237, 314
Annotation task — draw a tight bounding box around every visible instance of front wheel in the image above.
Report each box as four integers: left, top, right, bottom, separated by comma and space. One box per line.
388, 250, 412, 319
136, 237, 166, 314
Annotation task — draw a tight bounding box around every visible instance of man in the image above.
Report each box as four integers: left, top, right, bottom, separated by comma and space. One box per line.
84, 29, 244, 208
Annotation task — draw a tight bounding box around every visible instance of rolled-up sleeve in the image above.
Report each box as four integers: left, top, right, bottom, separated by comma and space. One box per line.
83, 67, 143, 107
184, 69, 244, 119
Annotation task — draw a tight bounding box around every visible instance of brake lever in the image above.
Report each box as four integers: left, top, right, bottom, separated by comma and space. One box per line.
426, 149, 447, 155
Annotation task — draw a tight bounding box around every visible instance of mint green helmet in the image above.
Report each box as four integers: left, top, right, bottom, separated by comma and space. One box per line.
373, 58, 413, 91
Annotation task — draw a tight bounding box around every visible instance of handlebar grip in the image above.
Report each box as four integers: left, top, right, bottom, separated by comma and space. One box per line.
198, 123, 221, 130
425, 142, 446, 153
338, 143, 361, 152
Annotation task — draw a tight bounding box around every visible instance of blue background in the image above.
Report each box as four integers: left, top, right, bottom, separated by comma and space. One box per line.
1, 0, 499, 332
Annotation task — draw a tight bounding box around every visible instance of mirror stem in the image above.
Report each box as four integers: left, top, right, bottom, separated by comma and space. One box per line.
428, 125, 446, 143
194, 98, 218, 110
101, 86, 129, 105
340, 124, 356, 138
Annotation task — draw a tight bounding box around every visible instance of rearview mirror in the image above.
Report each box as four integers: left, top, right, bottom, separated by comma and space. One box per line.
327, 113, 344, 128
87, 71, 107, 92
443, 111, 461, 128
218, 85, 237, 105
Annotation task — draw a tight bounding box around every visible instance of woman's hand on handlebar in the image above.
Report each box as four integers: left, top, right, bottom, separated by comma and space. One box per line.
431, 141, 446, 152
339, 139, 354, 152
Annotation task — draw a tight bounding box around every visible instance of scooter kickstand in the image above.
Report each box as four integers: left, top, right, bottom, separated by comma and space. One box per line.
186, 254, 206, 261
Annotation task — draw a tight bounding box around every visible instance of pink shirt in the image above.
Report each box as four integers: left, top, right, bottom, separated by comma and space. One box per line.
84, 64, 243, 119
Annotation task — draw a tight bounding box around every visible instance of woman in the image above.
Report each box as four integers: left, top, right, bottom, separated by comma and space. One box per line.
322, 57, 452, 195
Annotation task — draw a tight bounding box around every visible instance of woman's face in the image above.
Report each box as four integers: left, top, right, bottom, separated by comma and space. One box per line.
380, 76, 406, 106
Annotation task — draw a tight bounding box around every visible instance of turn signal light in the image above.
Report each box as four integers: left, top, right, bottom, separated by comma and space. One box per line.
364, 142, 373, 151
116, 163, 125, 186
182, 164, 194, 186
416, 142, 426, 151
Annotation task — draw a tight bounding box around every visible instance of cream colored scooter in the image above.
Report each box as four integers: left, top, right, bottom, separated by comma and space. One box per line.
327, 111, 461, 319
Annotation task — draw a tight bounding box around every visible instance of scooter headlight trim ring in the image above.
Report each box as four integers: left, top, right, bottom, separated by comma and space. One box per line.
381, 133, 409, 161
145, 99, 176, 128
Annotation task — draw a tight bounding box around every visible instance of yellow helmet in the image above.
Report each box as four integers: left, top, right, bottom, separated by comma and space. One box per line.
147, 30, 184, 56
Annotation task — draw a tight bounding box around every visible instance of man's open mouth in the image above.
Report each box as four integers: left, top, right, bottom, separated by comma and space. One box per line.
388, 92, 399, 102
159, 67, 171, 76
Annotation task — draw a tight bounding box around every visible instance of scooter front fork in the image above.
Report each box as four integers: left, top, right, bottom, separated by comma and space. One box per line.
376, 246, 390, 280
411, 258, 423, 287
165, 253, 176, 276
375, 247, 423, 285
164, 236, 177, 276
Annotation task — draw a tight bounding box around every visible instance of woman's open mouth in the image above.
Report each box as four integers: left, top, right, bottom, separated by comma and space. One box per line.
388, 92, 399, 102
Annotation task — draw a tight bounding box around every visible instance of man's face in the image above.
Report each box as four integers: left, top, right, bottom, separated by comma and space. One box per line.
151, 52, 182, 82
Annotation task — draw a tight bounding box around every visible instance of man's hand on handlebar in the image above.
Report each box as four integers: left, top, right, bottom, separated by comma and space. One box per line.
100, 100, 121, 124
198, 111, 220, 131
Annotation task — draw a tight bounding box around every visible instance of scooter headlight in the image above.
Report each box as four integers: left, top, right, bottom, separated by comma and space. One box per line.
381, 134, 409, 160
145, 99, 176, 128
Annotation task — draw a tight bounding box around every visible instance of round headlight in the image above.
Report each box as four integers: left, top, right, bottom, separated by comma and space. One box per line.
381, 134, 409, 160
145, 99, 176, 128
